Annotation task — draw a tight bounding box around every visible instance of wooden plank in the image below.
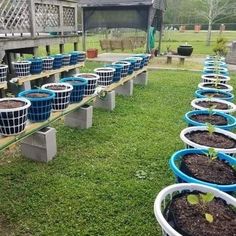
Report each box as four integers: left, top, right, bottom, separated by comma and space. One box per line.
0, 67, 147, 151
0, 82, 7, 90
12, 62, 85, 85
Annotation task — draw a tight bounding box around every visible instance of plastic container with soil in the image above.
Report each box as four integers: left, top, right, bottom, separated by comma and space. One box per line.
201, 73, 230, 84
154, 183, 236, 236
28, 58, 43, 74
203, 66, 229, 76
87, 48, 98, 58
184, 110, 236, 130
0, 65, 8, 83
74, 73, 99, 96
112, 61, 130, 78
52, 54, 63, 69
62, 54, 71, 66
191, 98, 236, 114
121, 59, 135, 75
42, 57, 54, 71
77, 51, 86, 62
94, 67, 115, 86
18, 89, 55, 122
204, 61, 227, 68
41, 83, 73, 111
180, 126, 236, 155
133, 54, 150, 67
60, 77, 87, 103
0, 98, 31, 136
105, 64, 123, 82
170, 149, 236, 192
205, 55, 225, 62
198, 82, 233, 93
70, 52, 79, 65
195, 89, 234, 101
12, 61, 31, 77
126, 57, 143, 70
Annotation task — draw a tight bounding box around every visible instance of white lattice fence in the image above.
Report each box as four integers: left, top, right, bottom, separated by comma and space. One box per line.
0, 0, 30, 34
0, 0, 78, 35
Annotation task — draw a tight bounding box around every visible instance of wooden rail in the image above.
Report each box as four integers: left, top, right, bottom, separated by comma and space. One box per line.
0, 67, 147, 151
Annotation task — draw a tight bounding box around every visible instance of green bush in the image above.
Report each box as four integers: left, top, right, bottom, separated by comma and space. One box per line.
213, 37, 228, 56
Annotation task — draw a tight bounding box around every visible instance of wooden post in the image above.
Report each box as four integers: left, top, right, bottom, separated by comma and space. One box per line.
46, 45, 51, 56
28, 0, 36, 37
74, 42, 78, 51
59, 44, 65, 54
59, 3, 64, 36
82, 9, 86, 51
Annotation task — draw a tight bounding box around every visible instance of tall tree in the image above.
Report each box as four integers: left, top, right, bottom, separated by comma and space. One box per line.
196, 0, 236, 45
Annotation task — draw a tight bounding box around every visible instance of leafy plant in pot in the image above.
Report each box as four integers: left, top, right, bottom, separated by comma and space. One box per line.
12, 58, 31, 77
18, 89, 55, 122
41, 83, 73, 111
170, 148, 236, 192
198, 82, 233, 93
60, 77, 87, 103
201, 73, 230, 84
195, 89, 234, 101
154, 183, 236, 236
184, 109, 236, 131
0, 96, 31, 136
180, 125, 236, 156
191, 97, 236, 114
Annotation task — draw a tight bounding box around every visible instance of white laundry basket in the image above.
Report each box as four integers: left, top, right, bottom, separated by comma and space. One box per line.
94, 67, 115, 86
154, 183, 236, 236
0, 65, 8, 83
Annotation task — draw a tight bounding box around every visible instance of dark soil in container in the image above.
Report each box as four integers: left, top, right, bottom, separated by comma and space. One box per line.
165, 191, 236, 236
64, 80, 84, 86
46, 85, 66, 91
204, 75, 226, 79
190, 114, 228, 126
203, 84, 227, 89
0, 100, 25, 109
26, 93, 50, 98
185, 130, 236, 149
196, 101, 229, 110
180, 154, 236, 185
203, 92, 227, 98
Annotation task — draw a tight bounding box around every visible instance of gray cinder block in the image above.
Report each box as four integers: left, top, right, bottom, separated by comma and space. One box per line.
65, 105, 93, 129
115, 80, 133, 96
21, 127, 57, 163
94, 90, 115, 111
134, 71, 148, 86
63, 68, 80, 77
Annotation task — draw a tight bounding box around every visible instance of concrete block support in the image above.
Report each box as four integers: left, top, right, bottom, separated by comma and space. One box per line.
47, 73, 61, 83
22, 81, 31, 90
65, 105, 93, 129
115, 80, 133, 96
21, 127, 57, 163
134, 71, 148, 86
93, 91, 115, 111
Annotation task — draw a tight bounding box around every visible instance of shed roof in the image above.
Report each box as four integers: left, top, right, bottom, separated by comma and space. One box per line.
78, 0, 153, 7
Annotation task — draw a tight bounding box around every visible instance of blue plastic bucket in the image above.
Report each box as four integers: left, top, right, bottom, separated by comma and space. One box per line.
195, 89, 234, 101
52, 54, 63, 69
18, 89, 55, 122
61, 77, 87, 103
105, 64, 123, 82
28, 58, 43, 74
184, 110, 236, 130
170, 148, 236, 192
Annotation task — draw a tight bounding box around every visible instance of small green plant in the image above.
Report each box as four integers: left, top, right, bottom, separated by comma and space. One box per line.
213, 37, 227, 56
208, 105, 217, 116
187, 192, 215, 223
207, 147, 218, 161
206, 123, 215, 135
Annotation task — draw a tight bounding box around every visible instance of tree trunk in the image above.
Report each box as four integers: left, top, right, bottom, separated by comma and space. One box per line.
206, 21, 212, 46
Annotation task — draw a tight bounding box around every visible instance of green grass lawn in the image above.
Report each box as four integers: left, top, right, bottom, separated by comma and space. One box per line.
36, 30, 236, 58
0, 65, 235, 235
